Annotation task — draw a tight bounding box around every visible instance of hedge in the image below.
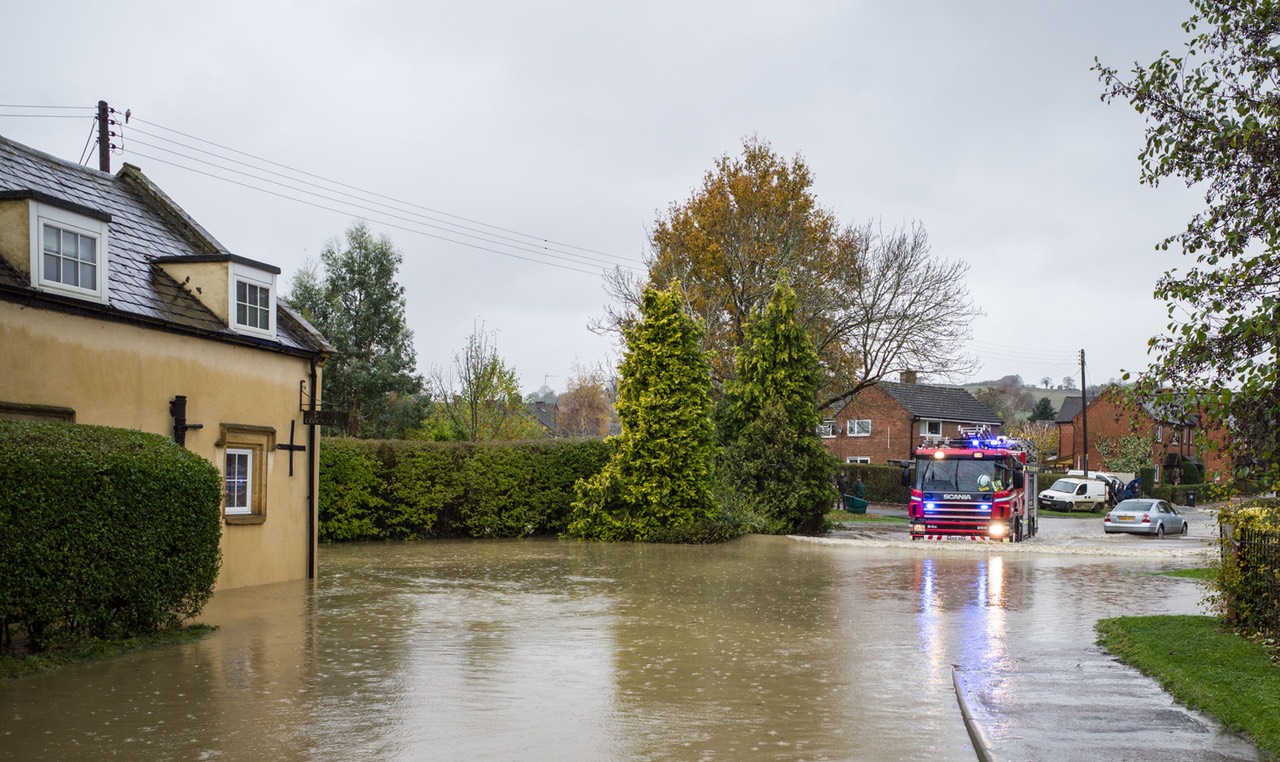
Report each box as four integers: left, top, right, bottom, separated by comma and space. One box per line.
836, 464, 912, 504
1213, 502, 1280, 637
1149, 482, 1212, 505
319, 438, 610, 541
0, 420, 222, 652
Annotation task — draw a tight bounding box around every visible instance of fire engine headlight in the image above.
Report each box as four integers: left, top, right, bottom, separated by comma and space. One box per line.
912, 523, 926, 534
988, 522, 1009, 538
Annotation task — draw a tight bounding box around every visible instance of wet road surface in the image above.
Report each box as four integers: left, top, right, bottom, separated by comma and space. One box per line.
0, 510, 1262, 761
818, 508, 1261, 760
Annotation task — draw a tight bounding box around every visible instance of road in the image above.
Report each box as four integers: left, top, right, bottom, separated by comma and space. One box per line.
808, 505, 1263, 761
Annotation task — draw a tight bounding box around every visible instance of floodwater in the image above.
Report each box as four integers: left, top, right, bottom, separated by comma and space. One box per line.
0, 535, 1260, 761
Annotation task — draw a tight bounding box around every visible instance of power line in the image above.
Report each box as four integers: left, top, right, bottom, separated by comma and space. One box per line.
0, 113, 90, 119
125, 150, 606, 277
129, 115, 638, 266
0, 103, 94, 110
124, 132, 644, 274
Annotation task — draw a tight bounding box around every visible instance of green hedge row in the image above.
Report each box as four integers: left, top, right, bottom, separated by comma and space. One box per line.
0, 420, 223, 652
319, 438, 610, 541
835, 464, 912, 504
1149, 482, 1212, 505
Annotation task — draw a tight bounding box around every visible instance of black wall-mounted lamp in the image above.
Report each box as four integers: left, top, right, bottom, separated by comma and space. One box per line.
169, 395, 204, 446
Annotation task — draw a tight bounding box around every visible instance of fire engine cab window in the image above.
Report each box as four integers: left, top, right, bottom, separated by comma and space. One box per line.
918, 459, 996, 492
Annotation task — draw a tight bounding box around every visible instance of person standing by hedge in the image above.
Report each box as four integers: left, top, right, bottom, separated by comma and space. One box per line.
852, 475, 867, 501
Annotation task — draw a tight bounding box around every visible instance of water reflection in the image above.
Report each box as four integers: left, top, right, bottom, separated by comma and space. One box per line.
0, 540, 1212, 761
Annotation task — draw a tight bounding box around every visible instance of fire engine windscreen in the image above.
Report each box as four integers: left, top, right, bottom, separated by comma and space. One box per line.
916, 457, 1001, 493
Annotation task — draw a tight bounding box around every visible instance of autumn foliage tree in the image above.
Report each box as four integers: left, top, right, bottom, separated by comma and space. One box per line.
719, 280, 836, 534
1096, 1, 1280, 483
568, 286, 718, 541
599, 136, 976, 410
555, 366, 614, 438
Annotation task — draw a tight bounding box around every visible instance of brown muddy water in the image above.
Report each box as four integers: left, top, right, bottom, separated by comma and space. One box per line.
0, 535, 1234, 761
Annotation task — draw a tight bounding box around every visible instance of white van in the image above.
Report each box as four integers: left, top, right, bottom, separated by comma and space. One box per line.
1038, 477, 1111, 513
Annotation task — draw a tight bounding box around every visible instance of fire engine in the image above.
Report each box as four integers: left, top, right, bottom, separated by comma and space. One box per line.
900, 426, 1038, 542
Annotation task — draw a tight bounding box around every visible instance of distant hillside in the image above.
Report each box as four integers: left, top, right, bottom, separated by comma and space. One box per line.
960, 384, 1105, 416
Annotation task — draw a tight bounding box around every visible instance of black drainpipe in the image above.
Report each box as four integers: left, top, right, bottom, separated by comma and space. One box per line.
307, 358, 318, 580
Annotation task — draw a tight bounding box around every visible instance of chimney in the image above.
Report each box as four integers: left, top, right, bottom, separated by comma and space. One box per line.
899, 370, 918, 385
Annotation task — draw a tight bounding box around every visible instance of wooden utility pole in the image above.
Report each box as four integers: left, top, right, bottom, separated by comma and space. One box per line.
97, 100, 110, 172
1080, 349, 1089, 476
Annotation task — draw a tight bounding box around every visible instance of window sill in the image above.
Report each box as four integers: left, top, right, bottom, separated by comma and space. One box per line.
224, 514, 266, 525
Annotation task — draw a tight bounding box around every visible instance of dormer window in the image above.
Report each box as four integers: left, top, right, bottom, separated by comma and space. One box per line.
236, 280, 270, 331
29, 200, 110, 304
229, 261, 276, 339
43, 223, 97, 290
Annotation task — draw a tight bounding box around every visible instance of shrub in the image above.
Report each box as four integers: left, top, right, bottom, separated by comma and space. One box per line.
568, 286, 719, 542
1212, 502, 1280, 637
317, 438, 609, 541
836, 464, 912, 504
1139, 466, 1156, 493
719, 281, 835, 535
1181, 461, 1205, 485
1149, 482, 1210, 505
0, 420, 222, 651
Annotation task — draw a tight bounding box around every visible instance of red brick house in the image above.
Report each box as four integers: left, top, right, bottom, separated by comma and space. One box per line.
1058, 386, 1232, 482
823, 374, 1002, 465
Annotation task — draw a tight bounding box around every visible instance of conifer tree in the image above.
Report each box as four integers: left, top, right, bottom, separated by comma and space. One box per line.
720, 280, 836, 534
567, 286, 717, 541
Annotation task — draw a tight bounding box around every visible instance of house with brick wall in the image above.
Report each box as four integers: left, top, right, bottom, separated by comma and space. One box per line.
1058, 386, 1232, 482
822, 373, 1002, 465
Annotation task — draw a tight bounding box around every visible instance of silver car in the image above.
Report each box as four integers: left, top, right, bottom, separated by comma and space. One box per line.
1103, 498, 1188, 537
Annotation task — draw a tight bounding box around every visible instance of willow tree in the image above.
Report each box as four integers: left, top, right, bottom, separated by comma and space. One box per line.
719, 280, 836, 534
597, 136, 975, 410
568, 286, 717, 541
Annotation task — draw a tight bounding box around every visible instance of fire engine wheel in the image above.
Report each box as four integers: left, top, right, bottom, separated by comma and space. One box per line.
1013, 516, 1023, 543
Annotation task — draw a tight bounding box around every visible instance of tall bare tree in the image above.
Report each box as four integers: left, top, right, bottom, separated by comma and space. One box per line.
596, 138, 976, 411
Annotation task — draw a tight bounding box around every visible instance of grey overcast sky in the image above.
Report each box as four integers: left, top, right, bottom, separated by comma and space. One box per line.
2, 1, 1204, 395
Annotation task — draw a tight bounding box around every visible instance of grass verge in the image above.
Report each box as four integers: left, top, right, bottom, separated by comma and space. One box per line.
1039, 509, 1101, 519
1158, 567, 1218, 581
0, 624, 217, 681
827, 511, 909, 523
1096, 615, 1280, 759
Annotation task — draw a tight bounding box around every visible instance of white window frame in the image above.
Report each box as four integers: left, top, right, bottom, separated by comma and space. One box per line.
1156, 425, 1163, 443
224, 448, 254, 516
29, 201, 109, 304
847, 419, 871, 437
818, 419, 837, 438
921, 420, 943, 439
846, 456, 871, 464
229, 262, 277, 339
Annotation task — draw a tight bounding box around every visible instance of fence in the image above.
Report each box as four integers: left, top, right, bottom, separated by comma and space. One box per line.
1220, 524, 1280, 638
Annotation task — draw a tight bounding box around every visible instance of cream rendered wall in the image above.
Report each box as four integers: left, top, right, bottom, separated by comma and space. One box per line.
0, 199, 30, 275
0, 300, 318, 590
154, 260, 231, 324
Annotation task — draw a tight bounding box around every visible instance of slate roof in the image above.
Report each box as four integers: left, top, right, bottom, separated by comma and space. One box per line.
0, 134, 330, 356
1057, 396, 1082, 424
879, 381, 1002, 424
